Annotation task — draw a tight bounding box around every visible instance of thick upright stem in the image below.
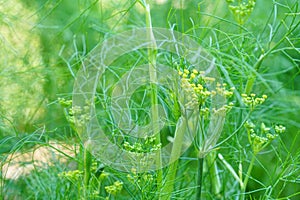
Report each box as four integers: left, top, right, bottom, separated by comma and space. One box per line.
206, 152, 221, 198
145, 2, 159, 135
161, 117, 187, 199
144, 0, 163, 196
83, 141, 92, 198
196, 157, 204, 200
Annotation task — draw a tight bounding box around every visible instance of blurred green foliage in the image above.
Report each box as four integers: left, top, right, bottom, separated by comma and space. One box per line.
0, 0, 299, 199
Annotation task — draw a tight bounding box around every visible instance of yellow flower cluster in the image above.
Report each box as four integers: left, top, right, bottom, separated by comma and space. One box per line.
178, 68, 214, 108
241, 93, 267, 110
178, 68, 235, 114
216, 83, 235, 98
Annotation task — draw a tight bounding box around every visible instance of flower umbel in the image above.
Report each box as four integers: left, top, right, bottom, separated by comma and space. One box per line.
244, 121, 286, 154
105, 181, 123, 195
226, 0, 257, 25
178, 67, 234, 156
241, 93, 267, 111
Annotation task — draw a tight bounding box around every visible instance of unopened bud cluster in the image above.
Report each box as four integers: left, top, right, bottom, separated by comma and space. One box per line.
58, 169, 83, 182
105, 180, 123, 195
226, 0, 256, 25
244, 121, 286, 154
58, 97, 72, 107
123, 136, 161, 153
58, 98, 91, 127
127, 167, 154, 185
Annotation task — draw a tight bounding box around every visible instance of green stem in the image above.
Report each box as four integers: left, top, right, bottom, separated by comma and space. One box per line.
244, 54, 264, 94
196, 157, 204, 200
241, 154, 256, 200
206, 152, 221, 198
83, 141, 92, 198
244, 18, 300, 94
161, 117, 187, 200
218, 153, 243, 188
0, 164, 3, 199
144, 0, 163, 196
